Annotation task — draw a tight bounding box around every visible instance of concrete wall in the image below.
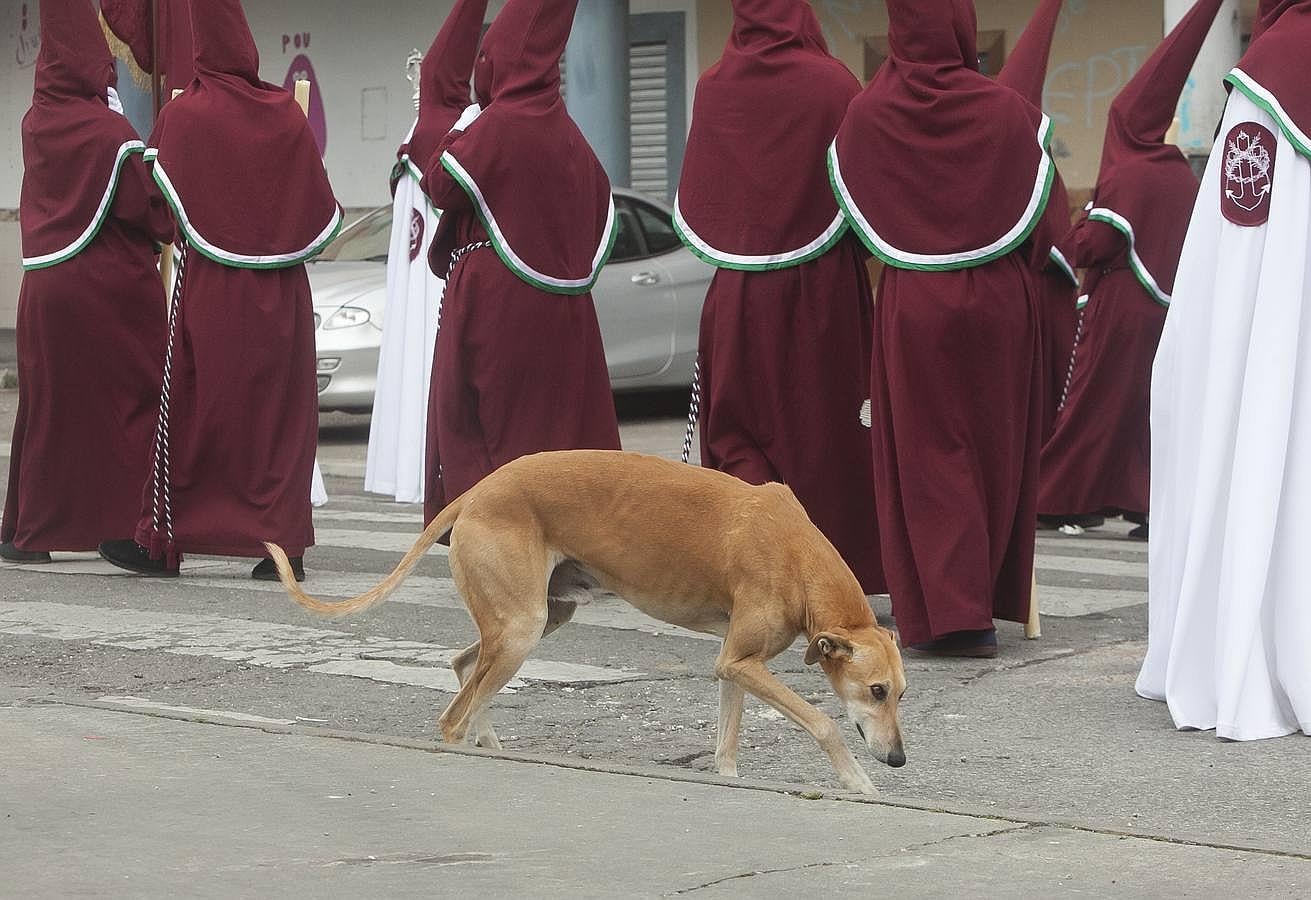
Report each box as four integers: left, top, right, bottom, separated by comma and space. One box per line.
0, 0, 698, 329
699, 0, 1168, 200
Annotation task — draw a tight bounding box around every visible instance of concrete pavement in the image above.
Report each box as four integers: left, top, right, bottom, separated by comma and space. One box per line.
4, 702, 1309, 898
3, 387, 1310, 896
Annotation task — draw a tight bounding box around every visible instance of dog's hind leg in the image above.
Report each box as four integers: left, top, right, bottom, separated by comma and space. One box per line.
716, 678, 745, 778
446, 598, 574, 750
451, 642, 502, 750
437, 603, 545, 745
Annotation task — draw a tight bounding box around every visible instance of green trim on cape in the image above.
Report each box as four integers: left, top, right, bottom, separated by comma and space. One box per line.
439, 151, 617, 295
22, 141, 146, 271
1086, 207, 1172, 307
1225, 69, 1311, 161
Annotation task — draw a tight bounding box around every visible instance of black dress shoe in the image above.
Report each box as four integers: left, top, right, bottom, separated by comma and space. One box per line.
0, 542, 52, 563
1128, 523, 1149, 541
907, 628, 999, 659
252, 556, 305, 582
98, 539, 179, 577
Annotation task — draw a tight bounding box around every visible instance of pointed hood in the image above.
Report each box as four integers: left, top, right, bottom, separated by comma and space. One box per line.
404, 0, 490, 175
1251, 0, 1303, 41
674, 0, 861, 269
37, 0, 116, 99
1100, 0, 1223, 176
997, 0, 1063, 107
191, 0, 260, 83
423, 0, 615, 295
101, 0, 195, 95
1225, 0, 1311, 161
729, 0, 818, 51
999, 0, 1077, 285
144, 0, 341, 267
1082, 0, 1221, 305
472, 0, 573, 106
799, 2, 831, 53
20, 0, 148, 269
830, 0, 1055, 271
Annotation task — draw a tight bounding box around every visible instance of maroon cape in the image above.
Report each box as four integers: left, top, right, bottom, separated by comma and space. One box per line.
132, 0, 340, 562
419, 0, 619, 524
675, 0, 855, 269
676, 0, 882, 591
996, 0, 1079, 435
4, 0, 169, 553
1039, 0, 1218, 519
830, 0, 1055, 271
838, 0, 1045, 644
427, 0, 615, 295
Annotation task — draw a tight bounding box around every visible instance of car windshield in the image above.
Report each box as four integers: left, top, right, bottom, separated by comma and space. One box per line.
315, 207, 392, 263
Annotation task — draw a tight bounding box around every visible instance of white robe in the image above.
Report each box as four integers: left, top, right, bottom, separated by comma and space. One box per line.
1139, 88, 1311, 741
311, 459, 328, 508
364, 133, 444, 504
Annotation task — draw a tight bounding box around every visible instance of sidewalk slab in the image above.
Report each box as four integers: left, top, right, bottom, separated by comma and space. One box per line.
2, 705, 1307, 898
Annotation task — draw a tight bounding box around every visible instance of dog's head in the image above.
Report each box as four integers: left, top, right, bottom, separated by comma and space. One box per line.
805, 626, 907, 768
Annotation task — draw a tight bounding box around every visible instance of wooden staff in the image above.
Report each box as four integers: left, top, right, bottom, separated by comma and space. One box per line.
150, 0, 162, 118
160, 87, 185, 295
1027, 566, 1042, 640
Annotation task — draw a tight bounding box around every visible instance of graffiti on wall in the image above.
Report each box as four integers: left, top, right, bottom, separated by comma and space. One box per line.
280, 32, 328, 155
1046, 46, 1147, 129
16, 2, 40, 68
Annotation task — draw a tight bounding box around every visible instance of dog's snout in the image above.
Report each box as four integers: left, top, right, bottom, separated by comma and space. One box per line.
886, 747, 907, 768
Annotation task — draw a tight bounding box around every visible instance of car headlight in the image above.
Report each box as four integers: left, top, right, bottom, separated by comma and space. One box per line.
323, 306, 371, 330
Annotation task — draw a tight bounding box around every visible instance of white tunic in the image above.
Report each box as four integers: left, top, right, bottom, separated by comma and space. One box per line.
364, 129, 444, 504
1139, 87, 1311, 741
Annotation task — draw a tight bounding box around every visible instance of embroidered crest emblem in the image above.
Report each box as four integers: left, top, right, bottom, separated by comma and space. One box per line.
1221, 123, 1277, 227
408, 208, 425, 261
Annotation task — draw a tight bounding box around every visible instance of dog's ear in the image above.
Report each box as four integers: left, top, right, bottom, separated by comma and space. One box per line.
805, 632, 855, 665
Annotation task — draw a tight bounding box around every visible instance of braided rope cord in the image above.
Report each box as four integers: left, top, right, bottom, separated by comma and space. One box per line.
429, 240, 492, 486
148, 243, 188, 559
680, 355, 702, 465
1057, 304, 1088, 414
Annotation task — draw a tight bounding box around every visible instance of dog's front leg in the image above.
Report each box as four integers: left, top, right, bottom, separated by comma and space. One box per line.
716, 657, 876, 795
716, 679, 745, 778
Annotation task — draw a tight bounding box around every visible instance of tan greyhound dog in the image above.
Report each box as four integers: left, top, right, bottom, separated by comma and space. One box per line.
267, 450, 907, 794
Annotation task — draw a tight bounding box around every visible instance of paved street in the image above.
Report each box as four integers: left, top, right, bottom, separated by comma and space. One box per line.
2, 387, 1309, 896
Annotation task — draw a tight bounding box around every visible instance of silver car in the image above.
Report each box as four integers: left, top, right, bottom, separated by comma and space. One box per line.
311, 188, 713, 413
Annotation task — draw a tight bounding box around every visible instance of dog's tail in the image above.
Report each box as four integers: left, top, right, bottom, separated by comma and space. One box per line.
264, 494, 467, 620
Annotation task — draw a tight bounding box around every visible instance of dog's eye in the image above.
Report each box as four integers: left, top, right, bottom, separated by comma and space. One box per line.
871, 684, 887, 702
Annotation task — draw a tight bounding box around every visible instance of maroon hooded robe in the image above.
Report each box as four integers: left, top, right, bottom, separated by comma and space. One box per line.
419, 0, 621, 525
830, 0, 1056, 646
131, 0, 343, 562
673, 0, 884, 593
997, 0, 1080, 437
1038, 0, 1220, 522
2, 0, 170, 553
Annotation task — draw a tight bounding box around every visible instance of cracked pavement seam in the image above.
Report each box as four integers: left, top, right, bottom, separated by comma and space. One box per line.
665, 825, 1031, 894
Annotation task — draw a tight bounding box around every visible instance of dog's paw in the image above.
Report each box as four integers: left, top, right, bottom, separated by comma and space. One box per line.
842, 770, 878, 795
